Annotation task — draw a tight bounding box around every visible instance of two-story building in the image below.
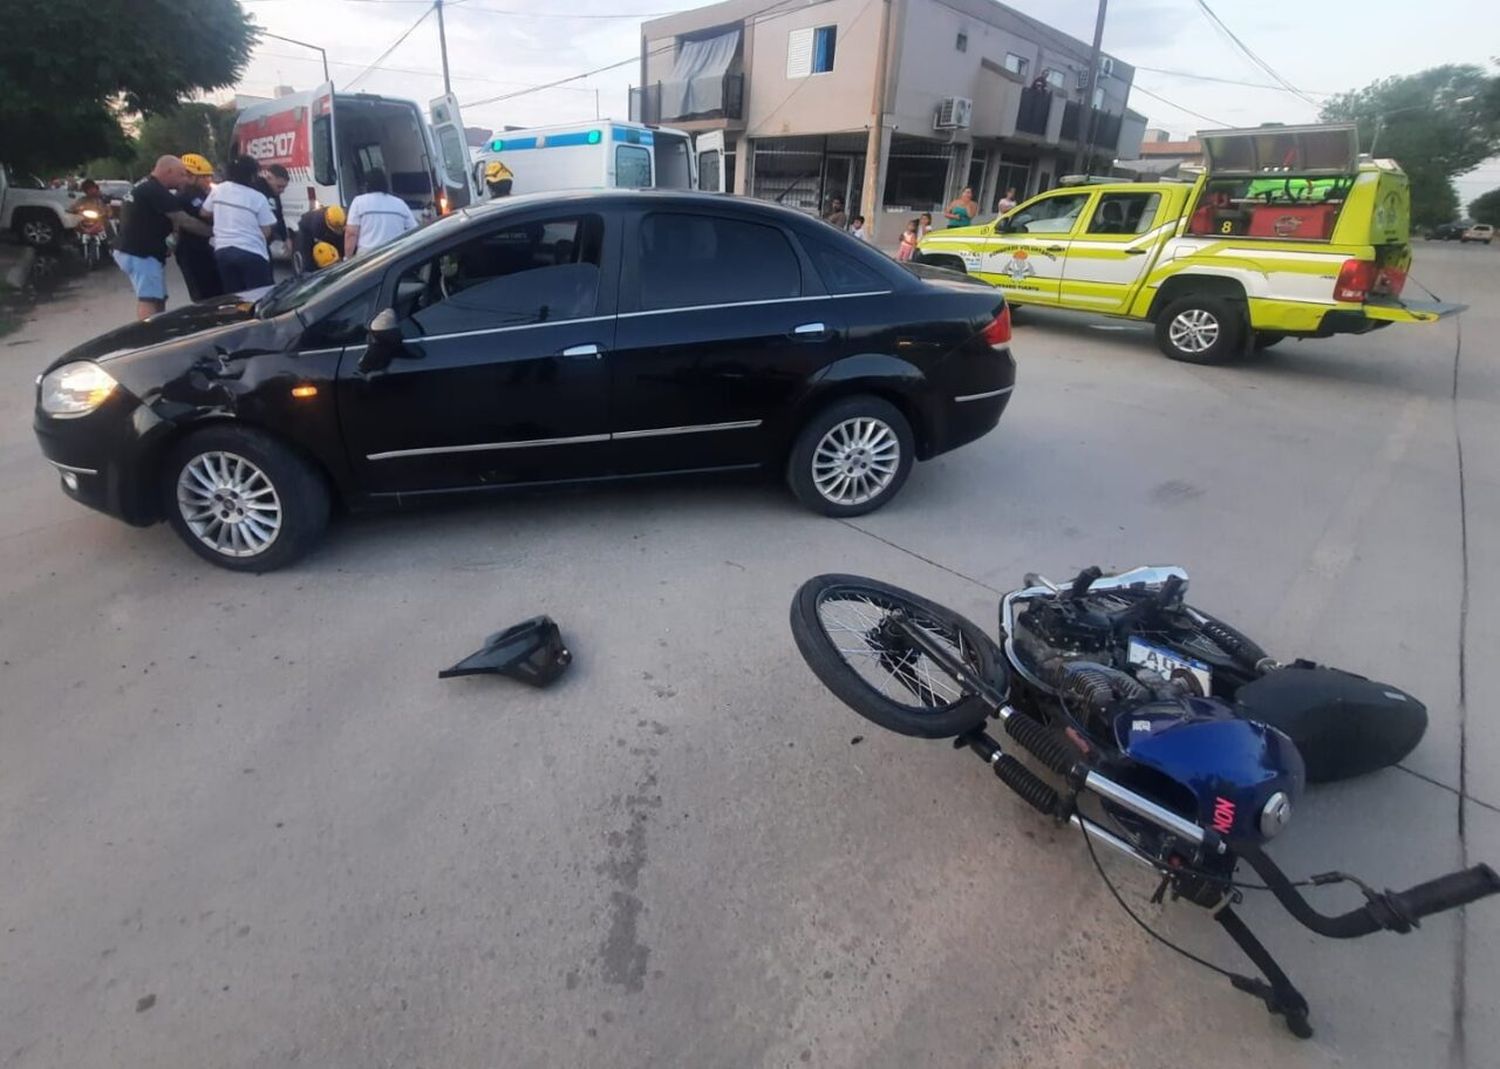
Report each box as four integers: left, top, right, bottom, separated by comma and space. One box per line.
631, 0, 1147, 240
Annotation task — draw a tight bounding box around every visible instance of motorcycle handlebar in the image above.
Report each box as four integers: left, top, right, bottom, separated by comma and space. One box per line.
1241, 847, 1500, 938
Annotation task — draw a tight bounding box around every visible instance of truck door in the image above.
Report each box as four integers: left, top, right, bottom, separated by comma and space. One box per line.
429, 92, 474, 211
1060, 191, 1167, 314
972, 190, 1093, 306
696, 131, 727, 193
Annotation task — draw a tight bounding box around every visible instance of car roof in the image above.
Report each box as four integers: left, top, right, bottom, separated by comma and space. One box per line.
456, 189, 819, 228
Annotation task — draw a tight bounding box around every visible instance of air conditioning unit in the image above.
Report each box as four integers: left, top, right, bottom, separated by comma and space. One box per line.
934, 96, 973, 130
1076, 68, 1090, 90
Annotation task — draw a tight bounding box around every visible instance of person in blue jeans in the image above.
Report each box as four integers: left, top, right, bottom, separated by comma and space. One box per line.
201, 155, 276, 292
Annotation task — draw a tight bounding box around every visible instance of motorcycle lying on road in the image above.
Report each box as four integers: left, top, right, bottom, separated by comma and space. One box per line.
789, 569, 1496, 1037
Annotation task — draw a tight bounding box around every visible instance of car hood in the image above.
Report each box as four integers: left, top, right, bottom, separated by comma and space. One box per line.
58, 289, 272, 366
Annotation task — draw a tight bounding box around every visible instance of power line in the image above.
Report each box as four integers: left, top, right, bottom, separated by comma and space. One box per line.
457, 4, 683, 17
1130, 84, 1227, 128
345, 4, 436, 90
460, 0, 804, 110
1132, 64, 1332, 97
1190, 0, 1321, 109
253, 49, 598, 91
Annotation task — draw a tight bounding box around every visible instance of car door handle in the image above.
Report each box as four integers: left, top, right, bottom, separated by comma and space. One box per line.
791, 322, 829, 340
560, 343, 603, 359
1044, 245, 1066, 253
1123, 247, 1147, 255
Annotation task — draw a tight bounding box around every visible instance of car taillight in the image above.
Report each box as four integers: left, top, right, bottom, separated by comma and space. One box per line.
982, 306, 1012, 349
1334, 259, 1377, 303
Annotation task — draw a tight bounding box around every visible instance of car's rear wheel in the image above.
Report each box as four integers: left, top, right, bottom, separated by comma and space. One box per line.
161, 425, 330, 572
1155, 295, 1245, 365
787, 396, 914, 517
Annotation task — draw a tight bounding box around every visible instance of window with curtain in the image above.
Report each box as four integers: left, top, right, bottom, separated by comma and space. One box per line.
812, 26, 837, 73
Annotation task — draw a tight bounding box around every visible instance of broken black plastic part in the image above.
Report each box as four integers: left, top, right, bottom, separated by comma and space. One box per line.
439, 616, 572, 688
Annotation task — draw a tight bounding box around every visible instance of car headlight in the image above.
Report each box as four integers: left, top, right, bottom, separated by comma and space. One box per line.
40, 361, 118, 417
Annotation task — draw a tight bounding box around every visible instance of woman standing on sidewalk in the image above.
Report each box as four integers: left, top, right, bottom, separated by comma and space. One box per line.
944, 187, 979, 229
201, 155, 276, 292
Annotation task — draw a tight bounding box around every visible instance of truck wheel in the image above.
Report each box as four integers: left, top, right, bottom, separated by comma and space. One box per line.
15, 212, 59, 247
1155, 295, 1244, 365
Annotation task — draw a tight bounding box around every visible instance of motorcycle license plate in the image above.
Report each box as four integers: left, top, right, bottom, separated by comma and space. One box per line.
1126, 638, 1212, 695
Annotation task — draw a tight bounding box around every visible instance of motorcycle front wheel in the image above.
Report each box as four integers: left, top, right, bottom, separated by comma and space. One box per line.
790, 574, 1001, 739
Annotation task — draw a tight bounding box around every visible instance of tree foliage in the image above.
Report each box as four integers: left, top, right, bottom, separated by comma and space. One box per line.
131, 103, 241, 176
1472, 188, 1500, 226
0, 0, 256, 173
1321, 64, 1500, 227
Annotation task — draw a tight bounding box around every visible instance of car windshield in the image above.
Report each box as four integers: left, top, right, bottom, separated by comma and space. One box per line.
256, 211, 471, 318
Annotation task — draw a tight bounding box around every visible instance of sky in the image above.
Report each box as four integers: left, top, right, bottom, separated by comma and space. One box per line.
232, 0, 1499, 208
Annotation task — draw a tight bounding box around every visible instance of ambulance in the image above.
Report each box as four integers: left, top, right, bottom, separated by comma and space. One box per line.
230, 87, 476, 231
473, 121, 727, 199
918, 124, 1464, 364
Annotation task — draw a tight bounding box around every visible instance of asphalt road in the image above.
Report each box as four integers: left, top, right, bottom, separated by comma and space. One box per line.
2, 242, 1497, 1068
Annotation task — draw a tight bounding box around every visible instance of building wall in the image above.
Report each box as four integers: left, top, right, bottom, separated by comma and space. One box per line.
744, 0, 885, 136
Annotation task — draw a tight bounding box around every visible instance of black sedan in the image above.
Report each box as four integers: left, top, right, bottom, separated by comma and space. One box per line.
35, 191, 1014, 571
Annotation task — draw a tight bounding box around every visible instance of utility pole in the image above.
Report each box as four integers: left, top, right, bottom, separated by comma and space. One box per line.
260, 31, 331, 85
1073, 0, 1107, 174
435, 0, 453, 95
860, 0, 893, 243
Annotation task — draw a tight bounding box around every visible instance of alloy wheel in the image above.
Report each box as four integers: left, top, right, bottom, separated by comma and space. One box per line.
21, 219, 55, 246
1167, 308, 1220, 354
812, 417, 901, 506
176, 450, 283, 558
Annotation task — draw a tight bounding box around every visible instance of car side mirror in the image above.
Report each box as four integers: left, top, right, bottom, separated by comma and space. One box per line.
359, 308, 403, 373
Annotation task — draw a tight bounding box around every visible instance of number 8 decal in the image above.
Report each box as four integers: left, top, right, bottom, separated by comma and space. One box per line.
1220, 220, 1234, 234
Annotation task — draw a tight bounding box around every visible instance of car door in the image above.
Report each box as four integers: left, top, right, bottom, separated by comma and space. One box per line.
429, 92, 474, 210
1060, 191, 1166, 314
696, 131, 726, 193
608, 207, 841, 474
972, 190, 1093, 305
338, 209, 619, 494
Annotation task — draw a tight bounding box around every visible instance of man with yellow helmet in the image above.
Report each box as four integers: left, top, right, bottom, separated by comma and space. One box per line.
174, 152, 223, 301
484, 159, 513, 199
295, 202, 346, 273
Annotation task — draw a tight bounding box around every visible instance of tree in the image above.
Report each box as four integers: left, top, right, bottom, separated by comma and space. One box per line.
1472, 188, 1500, 226
1321, 64, 1500, 228
0, 0, 256, 173
130, 103, 240, 176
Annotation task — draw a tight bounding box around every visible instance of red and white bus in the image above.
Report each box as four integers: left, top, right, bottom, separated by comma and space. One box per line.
230, 85, 474, 232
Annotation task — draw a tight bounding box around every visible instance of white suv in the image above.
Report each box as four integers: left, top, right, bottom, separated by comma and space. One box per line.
1462, 223, 1494, 245
0, 166, 79, 246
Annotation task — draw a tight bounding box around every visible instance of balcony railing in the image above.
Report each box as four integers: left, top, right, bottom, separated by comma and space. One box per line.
630, 74, 745, 124
1015, 85, 1051, 137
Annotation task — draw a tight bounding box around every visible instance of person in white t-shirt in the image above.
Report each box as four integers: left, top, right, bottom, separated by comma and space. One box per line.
201, 155, 277, 291
344, 169, 418, 257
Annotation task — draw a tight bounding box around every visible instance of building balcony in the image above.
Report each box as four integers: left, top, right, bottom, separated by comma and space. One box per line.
1014, 85, 1052, 138
630, 73, 745, 125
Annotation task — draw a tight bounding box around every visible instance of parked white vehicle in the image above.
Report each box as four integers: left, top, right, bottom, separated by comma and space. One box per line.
1, 166, 79, 246
230, 85, 475, 232
474, 121, 726, 200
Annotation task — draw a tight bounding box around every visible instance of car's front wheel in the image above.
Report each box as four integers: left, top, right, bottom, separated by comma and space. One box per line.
16, 213, 59, 247
1155, 295, 1245, 365
787, 396, 914, 517
162, 425, 330, 572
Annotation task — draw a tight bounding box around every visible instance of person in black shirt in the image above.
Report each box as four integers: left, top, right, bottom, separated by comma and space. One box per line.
253, 163, 290, 251
294, 204, 345, 273
113, 155, 211, 321
173, 153, 222, 302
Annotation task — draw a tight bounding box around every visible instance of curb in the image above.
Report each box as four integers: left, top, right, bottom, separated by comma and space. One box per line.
2, 247, 37, 289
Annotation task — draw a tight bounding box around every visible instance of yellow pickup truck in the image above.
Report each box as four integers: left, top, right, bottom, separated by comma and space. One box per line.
918, 124, 1463, 364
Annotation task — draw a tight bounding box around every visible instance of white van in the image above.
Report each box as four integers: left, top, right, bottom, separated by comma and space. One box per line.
474, 121, 728, 200
231, 85, 475, 231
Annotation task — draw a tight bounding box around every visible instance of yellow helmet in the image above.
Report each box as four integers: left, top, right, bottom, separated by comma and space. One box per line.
181, 153, 214, 177
311, 241, 340, 269
485, 160, 513, 182
324, 205, 346, 231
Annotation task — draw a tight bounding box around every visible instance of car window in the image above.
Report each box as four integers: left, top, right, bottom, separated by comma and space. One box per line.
639, 213, 801, 311
1086, 193, 1161, 235
616, 145, 652, 189
800, 232, 893, 295
393, 214, 604, 336
1008, 193, 1090, 234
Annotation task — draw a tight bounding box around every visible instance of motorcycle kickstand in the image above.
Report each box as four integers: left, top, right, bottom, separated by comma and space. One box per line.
1214, 905, 1313, 1039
